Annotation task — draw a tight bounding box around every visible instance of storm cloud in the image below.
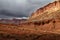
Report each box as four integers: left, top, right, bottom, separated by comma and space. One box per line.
0, 0, 55, 18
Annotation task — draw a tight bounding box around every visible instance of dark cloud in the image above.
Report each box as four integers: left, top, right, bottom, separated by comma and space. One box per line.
0, 0, 55, 18
0, 10, 28, 17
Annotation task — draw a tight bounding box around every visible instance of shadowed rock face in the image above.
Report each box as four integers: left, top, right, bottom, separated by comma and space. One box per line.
0, 33, 60, 40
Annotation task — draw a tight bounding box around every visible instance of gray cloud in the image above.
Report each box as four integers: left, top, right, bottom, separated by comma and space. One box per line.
0, 0, 55, 18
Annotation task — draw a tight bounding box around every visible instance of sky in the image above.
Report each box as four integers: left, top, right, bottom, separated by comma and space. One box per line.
0, 0, 55, 18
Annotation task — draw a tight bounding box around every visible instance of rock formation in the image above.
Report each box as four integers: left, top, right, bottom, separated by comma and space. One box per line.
29, 0, 60, 21
0, 0, 60, 40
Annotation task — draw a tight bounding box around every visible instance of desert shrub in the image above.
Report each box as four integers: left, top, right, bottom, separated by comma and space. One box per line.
41, 21, 45, 25
0, 33, 3, 37
6, 34, 10, 38
53, 21, 55, 23
34, 21, 41, 26
15, 39, 19, 40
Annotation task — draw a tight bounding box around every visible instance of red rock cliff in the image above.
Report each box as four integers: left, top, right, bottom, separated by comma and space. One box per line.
29, 0, 60, 21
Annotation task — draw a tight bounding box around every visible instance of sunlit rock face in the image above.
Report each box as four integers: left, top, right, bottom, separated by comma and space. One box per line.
29, 0, 60, 21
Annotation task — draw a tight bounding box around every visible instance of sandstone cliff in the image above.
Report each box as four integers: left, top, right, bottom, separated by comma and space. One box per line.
29, 0, 60, 21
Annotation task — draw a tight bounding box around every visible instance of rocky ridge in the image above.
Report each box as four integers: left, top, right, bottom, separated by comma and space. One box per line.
29, 0, 60, 21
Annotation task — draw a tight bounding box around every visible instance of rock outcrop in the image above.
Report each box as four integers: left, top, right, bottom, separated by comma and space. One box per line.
29, 0, 60, 21
27, 0, 60, 33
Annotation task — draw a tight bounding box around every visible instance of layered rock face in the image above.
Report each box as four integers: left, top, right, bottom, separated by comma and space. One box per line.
27, 0, 60, 32
29, 0, 60, 21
